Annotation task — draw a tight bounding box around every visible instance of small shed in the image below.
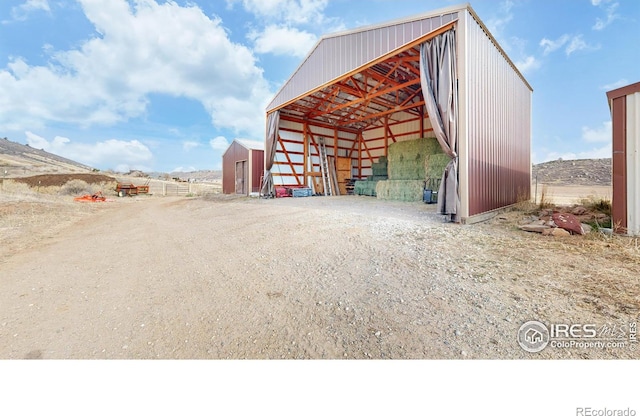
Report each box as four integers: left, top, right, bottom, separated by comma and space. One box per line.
607, 81, 640, 235
222, 139, 265, 195
262, 3, 532, 223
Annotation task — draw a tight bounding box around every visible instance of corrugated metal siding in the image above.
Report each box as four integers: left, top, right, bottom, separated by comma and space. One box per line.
611, 95, 627, 231
222, 141, 249, 194
267, 12, 458, 112
465, 11, 532, 217
251, 149, 265, 193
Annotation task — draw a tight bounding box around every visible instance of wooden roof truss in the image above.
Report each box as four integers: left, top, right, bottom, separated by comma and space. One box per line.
281, 46, 425, 131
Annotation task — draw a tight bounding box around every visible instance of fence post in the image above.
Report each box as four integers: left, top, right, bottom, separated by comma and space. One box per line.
163, 182, 166, 196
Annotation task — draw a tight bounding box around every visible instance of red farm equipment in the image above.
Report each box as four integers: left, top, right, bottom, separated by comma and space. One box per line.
115, 181, 150, 197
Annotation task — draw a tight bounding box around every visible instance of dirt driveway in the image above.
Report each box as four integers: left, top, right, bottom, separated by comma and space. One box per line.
0, 195, 638, 359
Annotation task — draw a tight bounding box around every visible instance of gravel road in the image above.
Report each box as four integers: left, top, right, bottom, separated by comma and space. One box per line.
1, 195, 638, 359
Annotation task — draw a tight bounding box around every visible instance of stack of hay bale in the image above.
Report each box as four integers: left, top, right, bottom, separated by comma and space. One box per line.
376, 137, 449, 202
354, 156, 388, 196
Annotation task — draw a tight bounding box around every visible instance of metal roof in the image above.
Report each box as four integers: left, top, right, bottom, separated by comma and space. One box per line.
236, 139, 265, 151
266, 4, 470, 114
267, 3, 531, 133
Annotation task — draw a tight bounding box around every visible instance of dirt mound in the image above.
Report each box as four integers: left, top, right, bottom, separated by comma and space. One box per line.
13, 173, 116, 187
533, 158, 611, 186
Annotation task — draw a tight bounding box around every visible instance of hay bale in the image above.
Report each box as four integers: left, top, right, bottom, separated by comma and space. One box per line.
425, 153, 450, 182
376, 180, 425, 202
354, 180, 378, 196
387, 137, 444, 180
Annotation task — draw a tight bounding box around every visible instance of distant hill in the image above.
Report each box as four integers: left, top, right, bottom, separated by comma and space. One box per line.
1, 135, 612, 187
533, 158, 611, 186
0, 137, 93, 177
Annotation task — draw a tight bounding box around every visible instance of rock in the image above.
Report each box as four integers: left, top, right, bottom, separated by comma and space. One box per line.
572, 206, 587, 215
581, 224, 592, 234
519, 224, 550, 233
552, 212, 584, 235
542, 227, 571, 237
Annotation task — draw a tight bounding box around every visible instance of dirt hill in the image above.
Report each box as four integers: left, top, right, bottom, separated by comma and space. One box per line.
0, 137, 93, 177
532, 158, 611, 186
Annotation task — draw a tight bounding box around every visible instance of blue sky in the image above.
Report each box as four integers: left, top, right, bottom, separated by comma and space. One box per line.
0, 0, 638, 173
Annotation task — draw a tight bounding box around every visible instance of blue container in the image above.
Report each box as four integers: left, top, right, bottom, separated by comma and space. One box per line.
292, 187, 312, 197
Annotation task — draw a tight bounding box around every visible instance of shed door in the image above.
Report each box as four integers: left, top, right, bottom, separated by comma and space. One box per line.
235, 160, 247, 194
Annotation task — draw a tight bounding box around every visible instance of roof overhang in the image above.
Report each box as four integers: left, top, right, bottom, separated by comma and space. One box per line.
272, 21, 456, 131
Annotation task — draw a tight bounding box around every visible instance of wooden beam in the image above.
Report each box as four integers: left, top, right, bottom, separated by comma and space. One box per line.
337, 100, 425, 126
309, 78, 420, 119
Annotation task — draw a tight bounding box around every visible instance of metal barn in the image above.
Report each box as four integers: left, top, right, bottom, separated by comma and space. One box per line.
222, 139, 265, 196
607, 81, 640, 236
261, 3, 532, 223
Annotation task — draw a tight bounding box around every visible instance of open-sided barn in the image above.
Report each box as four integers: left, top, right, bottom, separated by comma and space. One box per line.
222, 139, 264, 196
261, 3, 532, 223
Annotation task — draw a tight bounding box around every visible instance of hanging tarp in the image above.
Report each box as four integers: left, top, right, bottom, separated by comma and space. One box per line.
420, 29, 460, 222
261, 110, 280, 197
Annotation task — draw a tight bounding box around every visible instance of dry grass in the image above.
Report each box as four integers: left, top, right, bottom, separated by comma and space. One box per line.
538, 184, 554, 209
59, 179, 93, 195
0, 180, 112, 263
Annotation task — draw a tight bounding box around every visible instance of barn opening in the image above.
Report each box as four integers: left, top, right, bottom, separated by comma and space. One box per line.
262, 4, 532, 223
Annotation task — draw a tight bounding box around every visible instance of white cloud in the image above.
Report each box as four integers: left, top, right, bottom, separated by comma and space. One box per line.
210, 136, 230, 151
249, 25, 317, 57
540, 34, 597, 56
7, 0, 50, 22
537, 144, 612, 163
601, 78, 628, 90
515, 56, 541, 74
24, 131, 153, 171
565, 35, 589, 55
582, 121, 611, 143
540, 35, 570, 55
171, 166, 197, 173
226, 0, 329, 25
592, 0, 619, 31
485, 0, 514, 43
482, 2, 541, 76
182, 141, 200, 151
0, 0, 273, 138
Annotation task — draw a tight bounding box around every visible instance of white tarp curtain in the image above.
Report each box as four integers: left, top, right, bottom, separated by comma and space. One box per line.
420, 29, 460, 222
261, 110, 280, 197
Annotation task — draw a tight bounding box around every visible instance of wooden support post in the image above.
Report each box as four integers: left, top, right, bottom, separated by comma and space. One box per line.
358, 132, 363, 180
384, 116, 389, 157
303, 121, 309, 188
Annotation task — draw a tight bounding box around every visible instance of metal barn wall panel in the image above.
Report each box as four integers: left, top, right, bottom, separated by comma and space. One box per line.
463, 10, 532, 217
250, 149, 265, 193
267, 10, 459, 112
611, 96, 627, 231
222, 141, 249, 194
607, 82, 640, 234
